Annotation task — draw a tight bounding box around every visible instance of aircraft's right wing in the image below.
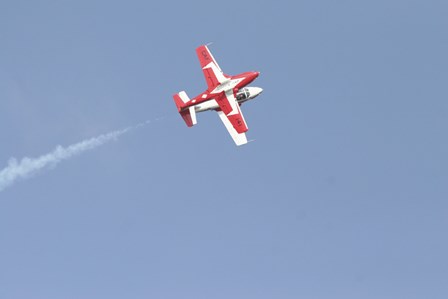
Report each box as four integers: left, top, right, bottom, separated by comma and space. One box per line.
217, 110, 248, 146
216, 90, 249, 146
196, 45, 228, 90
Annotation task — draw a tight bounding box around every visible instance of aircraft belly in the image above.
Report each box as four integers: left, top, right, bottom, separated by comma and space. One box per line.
195, 99, 219, 112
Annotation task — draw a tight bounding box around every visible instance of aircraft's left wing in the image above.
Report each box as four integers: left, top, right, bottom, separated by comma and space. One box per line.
216, 90, 249, 146
196, 45, 228, 90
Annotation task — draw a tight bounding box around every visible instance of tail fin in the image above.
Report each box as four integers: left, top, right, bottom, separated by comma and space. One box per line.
173, 91, 197, 127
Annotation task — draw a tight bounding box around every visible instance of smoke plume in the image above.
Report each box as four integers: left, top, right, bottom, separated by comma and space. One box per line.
0, 120, 153, 192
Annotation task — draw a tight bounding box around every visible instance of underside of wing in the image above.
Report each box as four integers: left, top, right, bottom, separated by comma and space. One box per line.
215, 90, 248, 133
196, 45, 228, 90
215, 90, 249, 146
217, 111, 248, 146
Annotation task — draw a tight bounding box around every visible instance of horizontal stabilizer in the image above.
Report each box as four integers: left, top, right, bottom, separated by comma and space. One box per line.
173, 91, 197, 127
180, 109, 195, 127
189, 106, 197, 126
173, 91, 190, 111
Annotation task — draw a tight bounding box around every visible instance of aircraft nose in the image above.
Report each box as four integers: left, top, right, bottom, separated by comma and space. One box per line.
253, 87, 263, 96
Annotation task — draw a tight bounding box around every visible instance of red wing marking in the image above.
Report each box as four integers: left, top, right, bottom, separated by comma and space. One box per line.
196, 45, 227, 90
226, 106, 248, 134
215, 92, 233, 115
215, 90, 248, 134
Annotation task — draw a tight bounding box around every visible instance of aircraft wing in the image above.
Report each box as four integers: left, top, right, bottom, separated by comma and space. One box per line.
196, 45, 227, 90
217, 111, 248, 146
216, 90, 249, 146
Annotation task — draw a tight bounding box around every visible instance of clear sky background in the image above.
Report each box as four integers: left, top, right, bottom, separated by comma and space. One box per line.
1, 0, 447, 298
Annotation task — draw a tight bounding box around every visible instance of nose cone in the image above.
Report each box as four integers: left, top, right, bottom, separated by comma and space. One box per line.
251, 87, 263, 96
245, 87, 263, 99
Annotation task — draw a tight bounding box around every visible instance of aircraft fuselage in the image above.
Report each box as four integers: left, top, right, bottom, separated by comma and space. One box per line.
189, 71, 261, 109
194, 86, 263, 112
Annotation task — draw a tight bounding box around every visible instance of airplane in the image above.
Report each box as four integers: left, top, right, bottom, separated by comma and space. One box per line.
173, 44, 262, 146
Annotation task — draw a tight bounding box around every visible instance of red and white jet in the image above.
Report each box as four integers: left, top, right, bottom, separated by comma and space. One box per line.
173, 44, 262, 146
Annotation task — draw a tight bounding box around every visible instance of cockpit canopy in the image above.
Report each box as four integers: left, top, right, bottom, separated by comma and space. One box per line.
236, 88, 251, 101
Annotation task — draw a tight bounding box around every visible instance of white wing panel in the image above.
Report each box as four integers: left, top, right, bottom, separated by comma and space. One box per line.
217, 111, 248, 146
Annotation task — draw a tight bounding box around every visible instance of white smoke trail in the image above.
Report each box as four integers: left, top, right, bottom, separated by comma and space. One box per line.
0, 120, 154, 192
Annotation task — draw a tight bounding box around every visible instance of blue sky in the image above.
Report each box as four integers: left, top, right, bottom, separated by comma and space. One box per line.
1, 0, 447, 298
